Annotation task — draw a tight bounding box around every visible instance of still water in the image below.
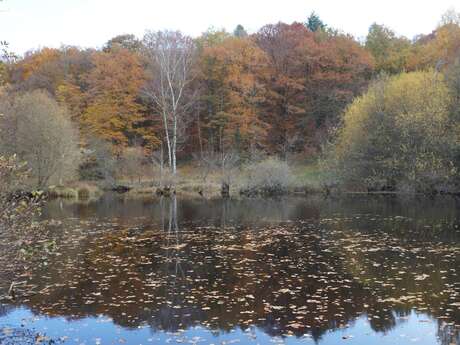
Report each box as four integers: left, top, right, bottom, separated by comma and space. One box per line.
0, 194, 459, 344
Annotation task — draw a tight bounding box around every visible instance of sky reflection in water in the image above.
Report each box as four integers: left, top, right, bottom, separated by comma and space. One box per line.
0, 195, 459, 344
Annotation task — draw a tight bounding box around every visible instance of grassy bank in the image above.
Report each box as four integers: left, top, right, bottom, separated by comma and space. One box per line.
44, 159, 335, 200
47, 182, 102, 200
112, 161, 327, 199
46, 160, 459, 200
292, 163, 325, 193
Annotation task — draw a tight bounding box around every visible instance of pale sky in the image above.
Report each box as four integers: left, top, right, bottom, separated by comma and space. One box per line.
0, 0, 458, 55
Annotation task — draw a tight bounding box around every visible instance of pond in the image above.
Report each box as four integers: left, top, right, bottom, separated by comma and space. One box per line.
0, 194, 459, 344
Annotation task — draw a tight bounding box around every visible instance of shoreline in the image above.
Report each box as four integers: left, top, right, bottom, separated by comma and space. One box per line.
45, 182, 460, 201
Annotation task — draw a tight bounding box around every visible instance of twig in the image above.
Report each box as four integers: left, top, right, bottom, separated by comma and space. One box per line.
8, 281, 15, 300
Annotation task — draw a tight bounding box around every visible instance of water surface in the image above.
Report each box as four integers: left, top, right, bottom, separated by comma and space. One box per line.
1, 195, 459, 344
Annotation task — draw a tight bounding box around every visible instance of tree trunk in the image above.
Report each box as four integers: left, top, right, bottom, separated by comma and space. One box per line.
160, 142, 164, 188
197, 110, 203, 159
172, 115, 177, 175
162, 111, 173, 173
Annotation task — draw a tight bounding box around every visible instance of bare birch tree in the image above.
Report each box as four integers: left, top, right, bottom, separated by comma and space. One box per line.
143, 30, 196, 176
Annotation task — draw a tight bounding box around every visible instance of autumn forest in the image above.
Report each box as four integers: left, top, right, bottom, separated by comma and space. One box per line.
2, 10, 460, 194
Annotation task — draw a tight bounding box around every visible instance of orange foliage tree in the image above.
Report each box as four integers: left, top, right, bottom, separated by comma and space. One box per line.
255, 23, 373, 156
409, 23, 460, 70
194, 33, 270, 155
82, 48, 158, 153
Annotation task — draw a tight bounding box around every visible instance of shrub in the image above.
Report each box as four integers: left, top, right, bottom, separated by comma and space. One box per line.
240, 157, 294, 196
79, 137, 116, 185
0, 91, 80, 188
330, 71, 459, 193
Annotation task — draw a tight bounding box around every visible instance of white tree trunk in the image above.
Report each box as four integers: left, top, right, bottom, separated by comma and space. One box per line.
172, 115, 177, 175
143, 31, 196, 179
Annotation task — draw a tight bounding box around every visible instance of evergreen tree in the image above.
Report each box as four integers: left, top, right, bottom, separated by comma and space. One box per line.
233, 24, 248, 38
306, 12, 326, 32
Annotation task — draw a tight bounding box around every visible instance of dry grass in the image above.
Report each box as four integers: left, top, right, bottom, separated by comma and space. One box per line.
127, 186, 155, 195
48, 186, 78, 198
48, 182, 102, 200
86, 161, 326, 199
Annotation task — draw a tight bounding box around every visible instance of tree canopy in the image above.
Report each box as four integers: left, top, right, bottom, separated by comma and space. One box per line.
2, 12, 460, 190
306, 12, 326, 32
331, 71, 458, 192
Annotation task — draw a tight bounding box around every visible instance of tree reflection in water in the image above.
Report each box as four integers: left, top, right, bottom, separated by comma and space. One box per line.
0, 195, 459, 344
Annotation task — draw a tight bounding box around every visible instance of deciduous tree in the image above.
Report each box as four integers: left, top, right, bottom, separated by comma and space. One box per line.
143, 30, 196, 175
331, 71, 457, 192
82, 48, 157, 152
0, 91, 81, 188
196, 35, 269, 155
365, 23, 411, 74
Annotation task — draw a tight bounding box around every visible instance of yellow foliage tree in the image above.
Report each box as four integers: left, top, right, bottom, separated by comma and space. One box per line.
332, 70, 457, 192
365, 23, 412, 74
409, 23, 460, 70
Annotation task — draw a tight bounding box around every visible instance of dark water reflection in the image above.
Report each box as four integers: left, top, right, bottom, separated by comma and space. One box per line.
1, 194, 460, 344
